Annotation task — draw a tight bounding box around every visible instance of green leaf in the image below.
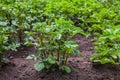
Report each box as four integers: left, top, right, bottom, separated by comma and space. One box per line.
47, 56, 56, 64
100, 58, 115, 64
73, 49, 80, 55
24, 42, 33, 46
60, 65, 71, 73
34, 62, 45, 71
53, 33, 62, 40
64, 41, 78, 48
26, 55, 37, 60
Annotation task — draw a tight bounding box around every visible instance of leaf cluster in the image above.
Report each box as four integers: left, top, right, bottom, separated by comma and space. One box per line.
27, 19, 80, 73
91, 25, 120, 64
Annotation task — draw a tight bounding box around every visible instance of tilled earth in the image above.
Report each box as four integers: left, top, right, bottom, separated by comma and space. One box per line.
0, 34, 120, 80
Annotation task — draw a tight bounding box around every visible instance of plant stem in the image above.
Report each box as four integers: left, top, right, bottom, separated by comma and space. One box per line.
65, 54, 69, 65
62, 52, 66, 65
57, 43, 60, 62
18, 29, 24, 43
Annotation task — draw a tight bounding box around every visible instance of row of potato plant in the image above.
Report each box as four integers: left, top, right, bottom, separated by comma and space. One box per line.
90, 0, 120, 64
91, 25, 120, 64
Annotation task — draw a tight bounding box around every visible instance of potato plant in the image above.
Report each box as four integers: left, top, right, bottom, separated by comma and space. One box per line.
42, 0, 120, 36
0, 27, 20, 67
27, 19, 80, 73
90, 0, 120, 64
91, 25, 120, 64
0, 27, 8, 66
0, 0, 48, 44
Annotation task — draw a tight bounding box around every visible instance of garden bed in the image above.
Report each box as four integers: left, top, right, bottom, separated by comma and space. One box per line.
0, 34, 120, 80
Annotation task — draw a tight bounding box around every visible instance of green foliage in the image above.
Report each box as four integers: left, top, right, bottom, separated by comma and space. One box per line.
27, 19, 80, 73
60, 65, 71, 73
1, 0, 119, 42
34, 61, 45, 72
91, 25, 120, 64
0, 0, 48, 43
0, 27, 19, 67
0, 0, 120, 72
0, 27, 9, 65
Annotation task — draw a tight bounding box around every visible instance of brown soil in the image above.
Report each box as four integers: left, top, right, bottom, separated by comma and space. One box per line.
0, 34, 120, 80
